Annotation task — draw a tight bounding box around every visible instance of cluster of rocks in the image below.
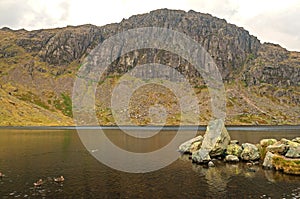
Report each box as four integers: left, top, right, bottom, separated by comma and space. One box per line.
178, 119, 300, 175
261, 138, 300, 175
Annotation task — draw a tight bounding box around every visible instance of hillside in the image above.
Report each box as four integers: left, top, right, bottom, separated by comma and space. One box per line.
0, 9, 299, 126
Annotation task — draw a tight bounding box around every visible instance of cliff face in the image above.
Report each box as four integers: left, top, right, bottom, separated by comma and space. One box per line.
0, 9, 299, 125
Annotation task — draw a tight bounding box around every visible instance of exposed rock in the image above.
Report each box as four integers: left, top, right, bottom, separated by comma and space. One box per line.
192, 149, 211, 164
208, 161, 215, 167
240, 143, 260, 161
280, 138, 299, 147
266, 143, 288, 155
285, 146, 300, 158
178, 135, 203, 154
260, 139, 277, 147
230, 140, 239, 144
263, 151, 275, 169
200, 119, 231, 157
272, 154, 300, 175
189, 141, 203, 154
225, 155, 239, 163
226, 143, 242, 157
292, 137, 300, 143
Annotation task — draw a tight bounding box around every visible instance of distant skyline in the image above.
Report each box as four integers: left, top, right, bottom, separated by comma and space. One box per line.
0, 0, 299, 51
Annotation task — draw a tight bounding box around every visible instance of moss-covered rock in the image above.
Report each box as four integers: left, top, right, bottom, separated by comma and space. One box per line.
226, 143, 242, 157
260, 139, 277, 147
241, 143, 260, 161
272, 155, 300, 175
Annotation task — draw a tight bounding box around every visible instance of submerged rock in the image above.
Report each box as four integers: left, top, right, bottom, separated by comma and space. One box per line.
178, 135, 203, 154
240, 143, 260, 161
226, 143, 242, 157
225, 155, 239, 163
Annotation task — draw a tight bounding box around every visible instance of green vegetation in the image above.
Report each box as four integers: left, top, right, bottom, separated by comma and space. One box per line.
54, 93, 73, 117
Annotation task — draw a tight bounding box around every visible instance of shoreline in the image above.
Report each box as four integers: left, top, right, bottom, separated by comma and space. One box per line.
0, 125, 299, 131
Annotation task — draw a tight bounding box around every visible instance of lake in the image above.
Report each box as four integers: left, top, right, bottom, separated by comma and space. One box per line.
0, 127, 299, 198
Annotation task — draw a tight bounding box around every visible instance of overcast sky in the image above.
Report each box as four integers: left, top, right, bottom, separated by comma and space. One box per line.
1, 0, 299, 51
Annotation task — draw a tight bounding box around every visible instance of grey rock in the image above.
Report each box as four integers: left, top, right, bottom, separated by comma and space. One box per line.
240, 143, 260, 161
178, 135, 203, 154
200, 119, 231, 157
292, 137, 300, 143
230, 140, 239, 144
266, 143, 288, 155
260, 139, 277, 147
285, 146, 300, 158
208, 161, 215, 167
225, 155, 239, 163
263, 151, 275, 169
192, 149, 211, 164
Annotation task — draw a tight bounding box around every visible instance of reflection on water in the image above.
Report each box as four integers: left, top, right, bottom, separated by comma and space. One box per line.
0, 128, 299, 198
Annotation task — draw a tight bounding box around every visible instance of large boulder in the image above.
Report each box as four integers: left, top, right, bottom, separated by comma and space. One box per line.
178, 135, 203, 154
191, 119, 230, 163
240, 143, 260, 161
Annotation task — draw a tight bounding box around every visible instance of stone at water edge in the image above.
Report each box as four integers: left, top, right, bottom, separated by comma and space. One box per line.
189, 141, 202, 153
230, 140, 239, 144
208, 161, 215, 167
191, 119, 230, 164
292, 137, 300, 144
192, 149, 211, 164
285, 146, 300, 158
178, 135, 203, 154
266, 143, 288, 155
200, 119, 231, 157
263, 151, 275, 169
280, 138, 300, 148
225, 155, 239, 163
240, 143, 260, 161
260, 139, 277, 147
226, 143, 242, 157
272, 155, 300, 175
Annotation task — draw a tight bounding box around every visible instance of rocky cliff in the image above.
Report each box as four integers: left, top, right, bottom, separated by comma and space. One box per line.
0, 9, 299, 125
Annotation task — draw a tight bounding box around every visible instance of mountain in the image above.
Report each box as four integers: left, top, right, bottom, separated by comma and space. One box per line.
0, 9, 299, 126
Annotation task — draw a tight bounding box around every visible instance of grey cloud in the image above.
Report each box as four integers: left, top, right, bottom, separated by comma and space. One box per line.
0, 0, 70, 30
0, 0, 32, 29
245, 5, 300, 51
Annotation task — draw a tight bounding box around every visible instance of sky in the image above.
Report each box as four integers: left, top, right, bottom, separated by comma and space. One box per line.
0, 0, 299, 51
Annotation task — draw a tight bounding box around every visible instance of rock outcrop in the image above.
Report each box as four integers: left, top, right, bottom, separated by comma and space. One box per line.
192, 119, 230, 164
0, 8, 299, 125
261, 138, 300, 175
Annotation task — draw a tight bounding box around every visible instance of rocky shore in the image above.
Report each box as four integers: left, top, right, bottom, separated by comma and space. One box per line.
179, 120, 300, 175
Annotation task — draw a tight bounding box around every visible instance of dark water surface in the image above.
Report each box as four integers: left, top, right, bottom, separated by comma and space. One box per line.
0, 128, 299, 198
